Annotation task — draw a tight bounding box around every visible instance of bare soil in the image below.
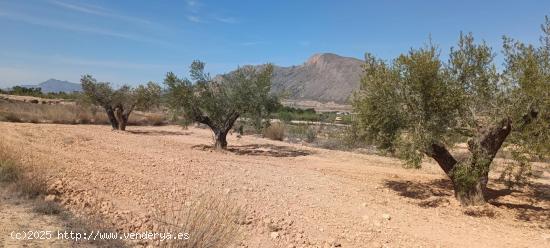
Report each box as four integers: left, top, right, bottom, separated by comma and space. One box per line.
1, 122, 549, 247
0, 187, 74, 247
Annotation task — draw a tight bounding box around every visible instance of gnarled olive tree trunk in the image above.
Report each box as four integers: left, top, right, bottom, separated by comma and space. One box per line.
197, 113, 240, 150
214, 129, 229, 150
103, 105, 133, 131
213, 113, 240, 150
104, 106, 119, 130
114, 107, 132, 131
428, 118, 511, 205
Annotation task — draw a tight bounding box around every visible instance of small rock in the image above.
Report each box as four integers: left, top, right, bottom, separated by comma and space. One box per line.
362, 203, 367, 207
44, 195, 56, 202
382, 214, 391, 220
270, 232, 279, 239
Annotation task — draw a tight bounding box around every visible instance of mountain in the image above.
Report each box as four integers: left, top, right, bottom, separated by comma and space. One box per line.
21, 79, 81, 93
270, 53, 363, 104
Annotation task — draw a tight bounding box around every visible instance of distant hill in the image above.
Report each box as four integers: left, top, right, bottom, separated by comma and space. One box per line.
21, 79, 81, 93
221, 53, 363, 104
271, 53, 363, 104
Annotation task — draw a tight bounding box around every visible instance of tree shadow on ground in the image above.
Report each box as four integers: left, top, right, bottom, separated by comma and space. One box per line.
227, 144, 313, 157
192, 144, 313, 158
127, 130, 191, 136
487, 182, 550, 224
384, 179, 453, 200
384, 178, 550, 226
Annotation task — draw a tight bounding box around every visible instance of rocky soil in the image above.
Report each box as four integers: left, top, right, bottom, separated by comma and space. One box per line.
0, 122, 549, 247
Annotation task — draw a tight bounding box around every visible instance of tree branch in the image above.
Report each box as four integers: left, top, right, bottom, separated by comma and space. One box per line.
426, 143, 457, 175
476, 117, 512, 159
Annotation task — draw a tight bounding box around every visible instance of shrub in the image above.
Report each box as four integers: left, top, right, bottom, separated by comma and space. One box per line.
4, 112, 22, 122
153, 194, 242, 248
278, 111, 293, 123
264, 123, 285, 141
0, 142, 46, 198
0, 157, 20, 183
305, 127, 317, 143
317, 138, 346, 150
34, 201, 62, 215
285, 124, 319, 143
16, 173, 48, 199
140, 113, 167, 126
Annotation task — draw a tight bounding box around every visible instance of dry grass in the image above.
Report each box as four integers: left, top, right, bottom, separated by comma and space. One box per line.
153, 193, 242, 248
0, 149, 21, 183
0, 142, 48, 199
128, 112, 168, 126
16, 172, 48, 199
0, 98, 109, 124
264, 122, 285, 141
33, 200, 63, 215
0, 98, 167, 126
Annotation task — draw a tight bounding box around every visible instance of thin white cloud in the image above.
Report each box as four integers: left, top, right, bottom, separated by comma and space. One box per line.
186, 0, 198, 7
48, 0, 152, 25
49, 1, 106, 16
186, 15, 204, 23
185, 0, 201, 13
184, 0, 238, 24
0, 51, 173, 70
0, 11, 169, 46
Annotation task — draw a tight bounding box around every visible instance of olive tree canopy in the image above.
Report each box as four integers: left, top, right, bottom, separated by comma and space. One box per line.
353, 19, 549, 206
81, 75, 161, 130
164, 61, 277, 149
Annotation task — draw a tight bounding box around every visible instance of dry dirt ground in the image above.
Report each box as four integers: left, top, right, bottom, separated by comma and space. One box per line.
0, 187, 74, 248
1, 122, 549, 247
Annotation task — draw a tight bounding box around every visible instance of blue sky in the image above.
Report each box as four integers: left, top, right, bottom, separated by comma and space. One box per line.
0, 0, 548, 87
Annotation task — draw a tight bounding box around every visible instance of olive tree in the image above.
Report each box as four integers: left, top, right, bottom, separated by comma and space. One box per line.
354, 21, 549, 206
164, 61, 277, 149
81, 75, 161, 130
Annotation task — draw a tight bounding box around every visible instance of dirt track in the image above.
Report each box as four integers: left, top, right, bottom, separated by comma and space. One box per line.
1, 122, 549, 247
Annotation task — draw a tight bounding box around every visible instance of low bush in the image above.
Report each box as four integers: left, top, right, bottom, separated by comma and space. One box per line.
0, 142, 47, 198
264, 123, 285, 141
33, 200, 63, 215
4, 112, 22, 122
0, 156, 20, 183
154, 193, 242, 248
16, 174, 48, 199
